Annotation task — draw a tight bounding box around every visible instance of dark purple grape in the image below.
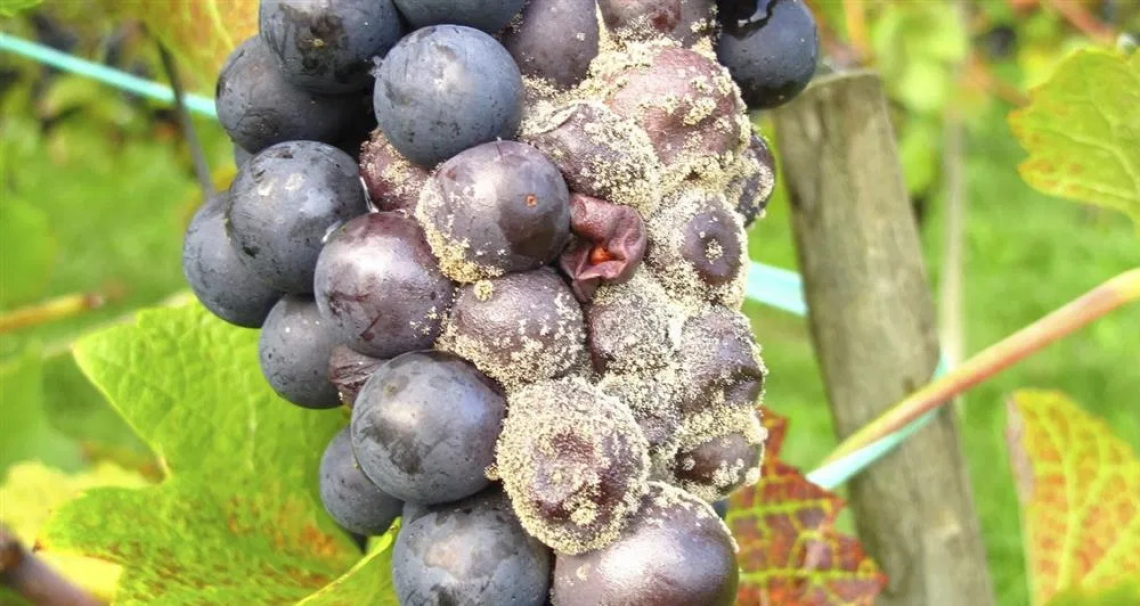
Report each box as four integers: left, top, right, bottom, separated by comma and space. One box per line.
597, 368, 683, 452
660, 403, 765, 501
393, 489, 551, 606
728, 133, 777, 227
182, 193, 280, 328
328, 345, 386, 407
216, 37, 359, 153
358, 128, 428, 213
603, 47, 747, 177
259, 0, 402, 94
319, 427, 402, 536
228, 141, 368, 294
373, 25, 523, 167
671, 430, 762, 498
417, 141, 570, 283
597, 0, 716, 44
258, 295, 340, 409
676, 307, 765, 412
392, 0, 527, 33
439, 269, 586, 389
674, 0, 718, 46
497, 377, 651, 554
585, 273, 677, 373
500, 0, 598, 88
646, 192, 747, 306
522, 102, 661, 213
351, 351, 505, 504
314, 213, 455, 358
598, 0, 681, 37
552, 482, 738, 606
716, 0, 819, 109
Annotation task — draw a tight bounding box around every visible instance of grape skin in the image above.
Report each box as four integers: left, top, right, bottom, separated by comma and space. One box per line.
314, 212, 454, 358
393, 489, 551, 606
416, 141, 571, 283
260, 0, 402, 94
373, 25, 523, 167
319, 427, 402, 536
182, 193, 280, 329
227, 141, 368, 294
501, 0, 599, 88
439, 269, 586, 390
716, 0, 820, 109
392, 0, 527, 34
258, 295, 341, 409
216, 37, 359, 153
351, 351, 506, 504
552, 482, 738, 606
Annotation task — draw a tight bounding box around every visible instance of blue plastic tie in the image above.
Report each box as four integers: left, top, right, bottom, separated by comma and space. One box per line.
0, 31, 947, 491
0, 32, 218, 119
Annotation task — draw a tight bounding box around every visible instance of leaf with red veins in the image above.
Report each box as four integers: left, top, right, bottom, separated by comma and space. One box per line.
559, 194, 647, 302
729, 408, 887, 605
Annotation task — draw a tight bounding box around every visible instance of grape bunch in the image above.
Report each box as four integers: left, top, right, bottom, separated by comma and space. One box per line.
183, 0, 818, 603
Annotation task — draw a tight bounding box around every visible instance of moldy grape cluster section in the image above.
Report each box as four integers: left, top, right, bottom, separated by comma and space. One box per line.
182, 0, 818, 604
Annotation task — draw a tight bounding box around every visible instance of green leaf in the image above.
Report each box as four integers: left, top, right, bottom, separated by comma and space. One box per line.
0, 0, 43, 17
1009, 50, 1140, 228
39, 303, 396, 603
299, 535, 399, 606
0, 346, 83, 475
0, 197, 57, 309
0, 461, 149, 602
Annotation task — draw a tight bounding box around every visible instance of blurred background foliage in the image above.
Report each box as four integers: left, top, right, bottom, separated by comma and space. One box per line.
0, 1, 1137, 605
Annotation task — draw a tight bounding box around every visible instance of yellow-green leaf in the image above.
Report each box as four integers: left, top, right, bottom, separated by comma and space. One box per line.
1009, 50, 1140, 228
38, 303, 397, 603
1007, 390, 1140, 605
104, 0, 258, 92
0, 461, 150, 602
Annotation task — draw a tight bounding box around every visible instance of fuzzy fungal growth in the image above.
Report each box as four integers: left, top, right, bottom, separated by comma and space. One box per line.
676, 306, 767, 412
551, 481, 739, 606
660, 405, 766, 502
646, 190, 749, 308
496, 377, 651, 555
191, 0, 822, 598
358, 128, 429, 213
438, 268, 587, 390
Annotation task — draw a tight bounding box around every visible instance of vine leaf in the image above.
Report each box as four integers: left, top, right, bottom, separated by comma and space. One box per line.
727, 410, 887, 605
1006, 390, 1140, 605
105, 0, 258, 92
37, 303, 396, 603
1009, 50, 1140, 228
298, 535, 399, 606
0, 461, 148, 602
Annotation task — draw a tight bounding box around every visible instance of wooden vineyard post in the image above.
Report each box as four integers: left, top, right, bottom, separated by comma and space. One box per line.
772, 71, 995, 606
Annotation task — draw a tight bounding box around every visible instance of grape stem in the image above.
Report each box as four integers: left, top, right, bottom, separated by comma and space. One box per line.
822, 268, 1140, 464
0, 292, 107, 334
157, 42, 213, 198
0, 525, 102, 606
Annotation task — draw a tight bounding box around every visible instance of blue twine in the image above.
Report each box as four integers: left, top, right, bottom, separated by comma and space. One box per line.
0, 32, 218, 119
0, 31, 946, 491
